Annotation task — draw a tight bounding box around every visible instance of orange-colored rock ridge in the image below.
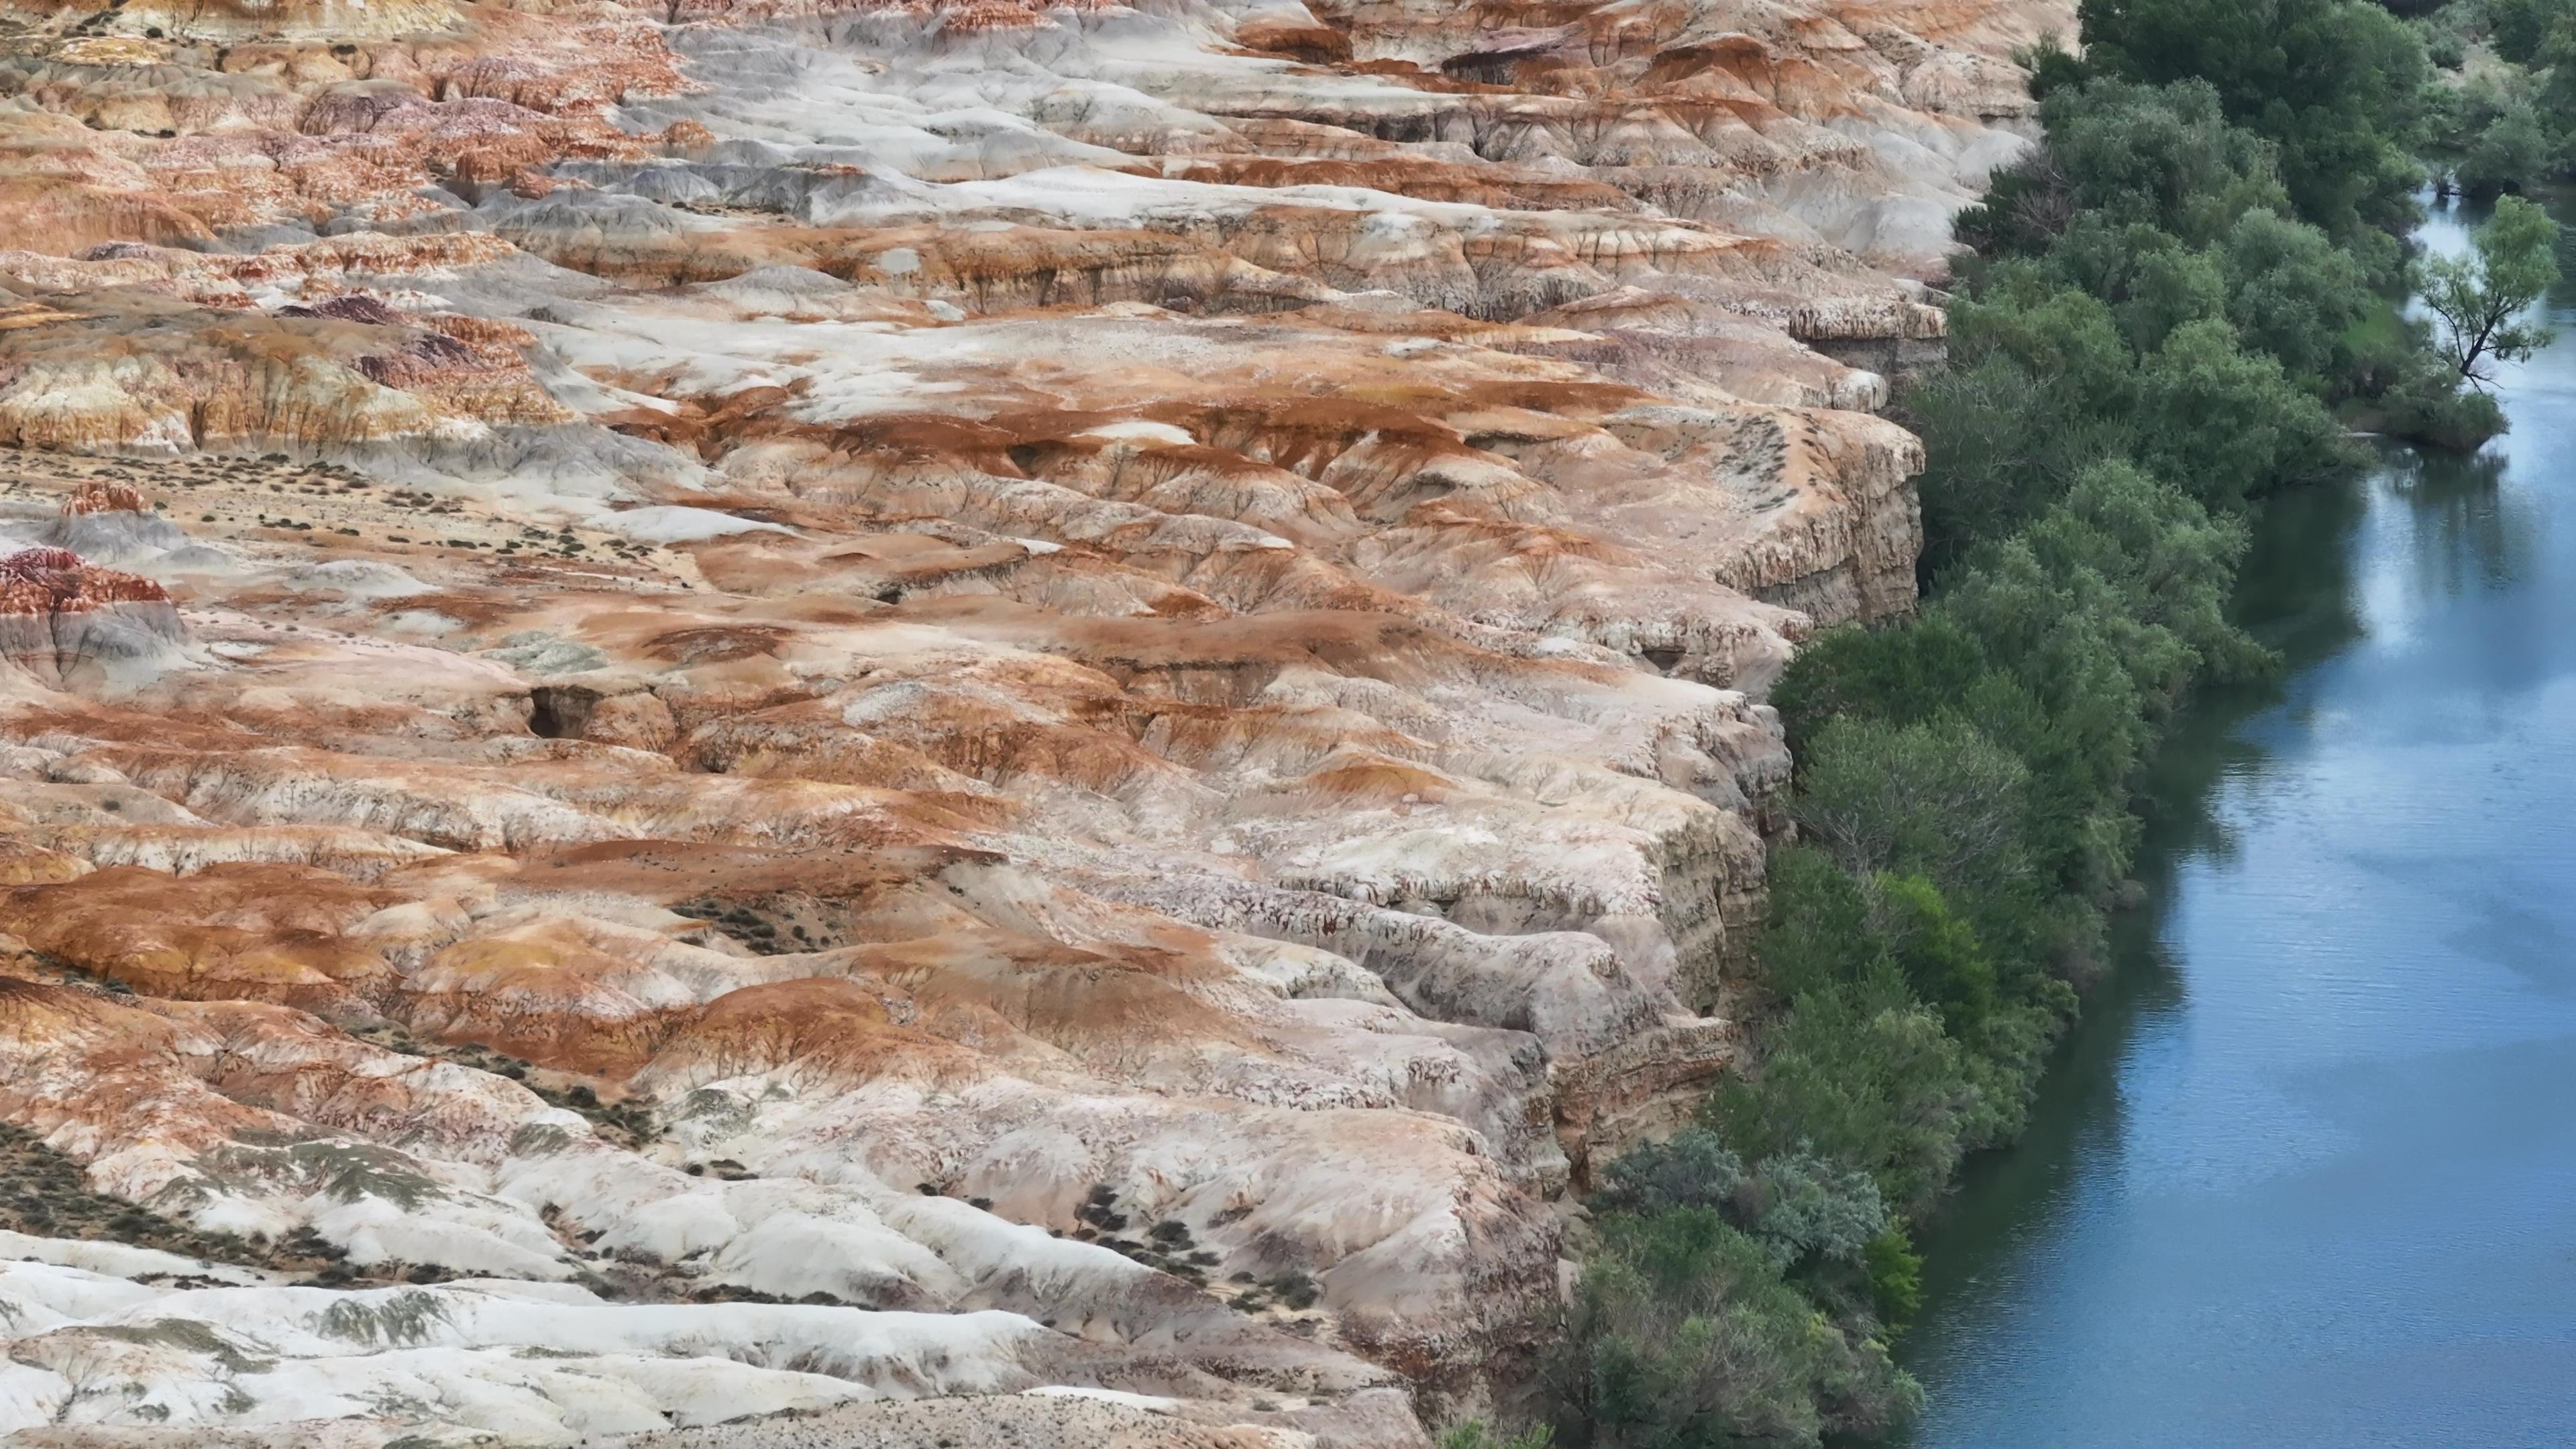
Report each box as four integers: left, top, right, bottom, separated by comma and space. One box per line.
0, 0, 2065, 1441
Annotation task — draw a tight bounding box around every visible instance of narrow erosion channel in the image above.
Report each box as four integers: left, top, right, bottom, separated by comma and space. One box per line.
1898, 193, 2576, 1446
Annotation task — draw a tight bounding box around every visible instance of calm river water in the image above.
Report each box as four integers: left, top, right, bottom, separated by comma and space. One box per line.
1898, 197, 2576, 1446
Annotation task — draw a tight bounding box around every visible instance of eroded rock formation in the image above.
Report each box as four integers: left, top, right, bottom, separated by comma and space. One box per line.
0, 0, 2062, 1440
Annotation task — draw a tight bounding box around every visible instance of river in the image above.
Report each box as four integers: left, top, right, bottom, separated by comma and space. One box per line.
1897, 195, 2576, 1447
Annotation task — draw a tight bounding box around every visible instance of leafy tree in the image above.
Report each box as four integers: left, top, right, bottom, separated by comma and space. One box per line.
1750, 845, 1892, 1001
2424, 70, 2515, 160
2418, 193, 2563, 386
1733, 1151, 1890, 1271
1933, 515, 2220, 896
1708, 987, 1976, 1218
2489, 0, 2575, 64
2457, 102, 2555, 199
2040, 79, 2291, 245
1949, 275, 2139, 418
2117, 239, 2230, 352
2132, 318, 2363, 508
1876, 875, 1998, 1036
1594, 1130, 1893, 1278
1546, 1208, 1921, 1448
1768, 615, 1992, 754
1595, 1128, 1749, 1218
1900, 357, 2129, 570
2377, 343, 2511, 448
1863, 1228, 1923, 1330
2021, 461, 2269, 690
2537, 15, 2576, 125
2078, 0, 2430, 236
2415, 9, 2469, 70
2218, 208, 2368, 382
2011, 30, 2090, 100
1953, 146, 2080, 257
1791, 718, 2033, 896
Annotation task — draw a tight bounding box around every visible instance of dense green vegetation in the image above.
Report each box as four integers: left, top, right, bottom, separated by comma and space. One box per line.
2416, 0, 2576, 195
2080, 0, 2431, 241
1460, 5, 2565, 1448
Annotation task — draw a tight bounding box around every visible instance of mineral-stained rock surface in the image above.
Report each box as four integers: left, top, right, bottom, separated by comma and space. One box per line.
0, 0, 2060, 1440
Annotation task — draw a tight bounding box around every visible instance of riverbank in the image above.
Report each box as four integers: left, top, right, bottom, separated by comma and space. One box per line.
1898, 190, 2576, 1446
1515, 5, 2567, 1439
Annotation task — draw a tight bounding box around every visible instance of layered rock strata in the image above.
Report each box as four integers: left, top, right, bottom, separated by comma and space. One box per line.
0, 0, 2060, 1441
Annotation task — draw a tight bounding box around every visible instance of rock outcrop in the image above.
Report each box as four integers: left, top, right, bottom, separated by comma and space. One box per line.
0, 543, 186, 689
0, 0, 2063, 1440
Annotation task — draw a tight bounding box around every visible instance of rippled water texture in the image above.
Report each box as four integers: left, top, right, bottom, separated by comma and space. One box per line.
1899, 197, 2576, 1447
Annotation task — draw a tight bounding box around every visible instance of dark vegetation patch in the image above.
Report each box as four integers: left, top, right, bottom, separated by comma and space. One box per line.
0, 1120, 346, 1279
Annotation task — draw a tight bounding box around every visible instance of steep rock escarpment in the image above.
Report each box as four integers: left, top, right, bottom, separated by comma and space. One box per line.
0, 0, 2061, 1442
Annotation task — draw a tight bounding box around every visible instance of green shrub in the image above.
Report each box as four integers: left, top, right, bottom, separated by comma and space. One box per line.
2489, 0, 2573, 63
2039, 78, 2291, 244
1864, 1228, 1925, 1330
2376, 353, 2510, 449
2078, 0, 2430, 238
2458, 103, 2555, 197
1546, 1208, 1921, 1448
1595, 1128, 1748, 1218
1792, 718, 2033, 895
1709, 988, 1974, 1220
2219, 207, 2369, 384
1440, 1422, 1556, 1449
2134, 319, 2365, 510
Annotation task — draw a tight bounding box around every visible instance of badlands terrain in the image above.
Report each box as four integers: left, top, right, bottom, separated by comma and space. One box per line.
0, 0, 2059, 1441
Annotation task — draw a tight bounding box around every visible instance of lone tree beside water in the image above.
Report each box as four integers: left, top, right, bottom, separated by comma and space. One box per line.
2418, 195, 2564, 388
